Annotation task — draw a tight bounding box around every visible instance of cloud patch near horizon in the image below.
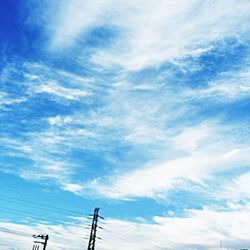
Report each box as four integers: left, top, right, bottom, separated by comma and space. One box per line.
1, 202, 250, 250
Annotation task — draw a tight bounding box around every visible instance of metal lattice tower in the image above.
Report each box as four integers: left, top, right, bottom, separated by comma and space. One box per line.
87, 208, 103, 250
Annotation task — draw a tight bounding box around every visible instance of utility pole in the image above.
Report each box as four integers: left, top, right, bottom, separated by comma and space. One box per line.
32, 234, 49, 250
87, 208, 103, 250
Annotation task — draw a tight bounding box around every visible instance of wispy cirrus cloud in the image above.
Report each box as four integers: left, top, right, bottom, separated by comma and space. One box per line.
29, 80, 91, 100
1, 55, 250, 200
185, 66, 250, 101
80, 120, 250, 199
0, 91, 27, 109
214, 171, 250, 202
39, 0, 250, 70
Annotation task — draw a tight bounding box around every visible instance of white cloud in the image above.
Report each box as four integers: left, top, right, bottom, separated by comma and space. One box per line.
101, 204, 250, 249
218, 172, 250, 201
48, 0, 110, 49
21, 62, 96, 102
30, 80, 91, 100
62, 183, 83, 192
0, 91, 26, 108
2, 58, 250, 201
3, 65, 249, 199
189, 67, 250, 100
82, 122, 250, 199
24, 63, 94, 87
45, 0, 250, 70
173, 122, 216, 152
2, 204, 250, 250
48, 115, 73, 126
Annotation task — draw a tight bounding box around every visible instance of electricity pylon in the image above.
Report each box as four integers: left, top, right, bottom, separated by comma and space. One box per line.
87, 208, 103, 250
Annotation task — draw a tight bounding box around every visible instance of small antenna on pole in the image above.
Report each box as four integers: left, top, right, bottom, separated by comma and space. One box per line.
32, 234, 49, 250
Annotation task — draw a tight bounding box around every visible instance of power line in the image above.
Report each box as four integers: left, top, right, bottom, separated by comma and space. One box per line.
1, 185, 138, 220
0, 227, 31, 238
0, 184, 101, 208
0, 195, 86, 216
0, 207, 71, 225
0, 226, 85, 245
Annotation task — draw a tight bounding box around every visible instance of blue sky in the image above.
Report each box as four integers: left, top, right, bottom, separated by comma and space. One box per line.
1, 0, 250, 249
